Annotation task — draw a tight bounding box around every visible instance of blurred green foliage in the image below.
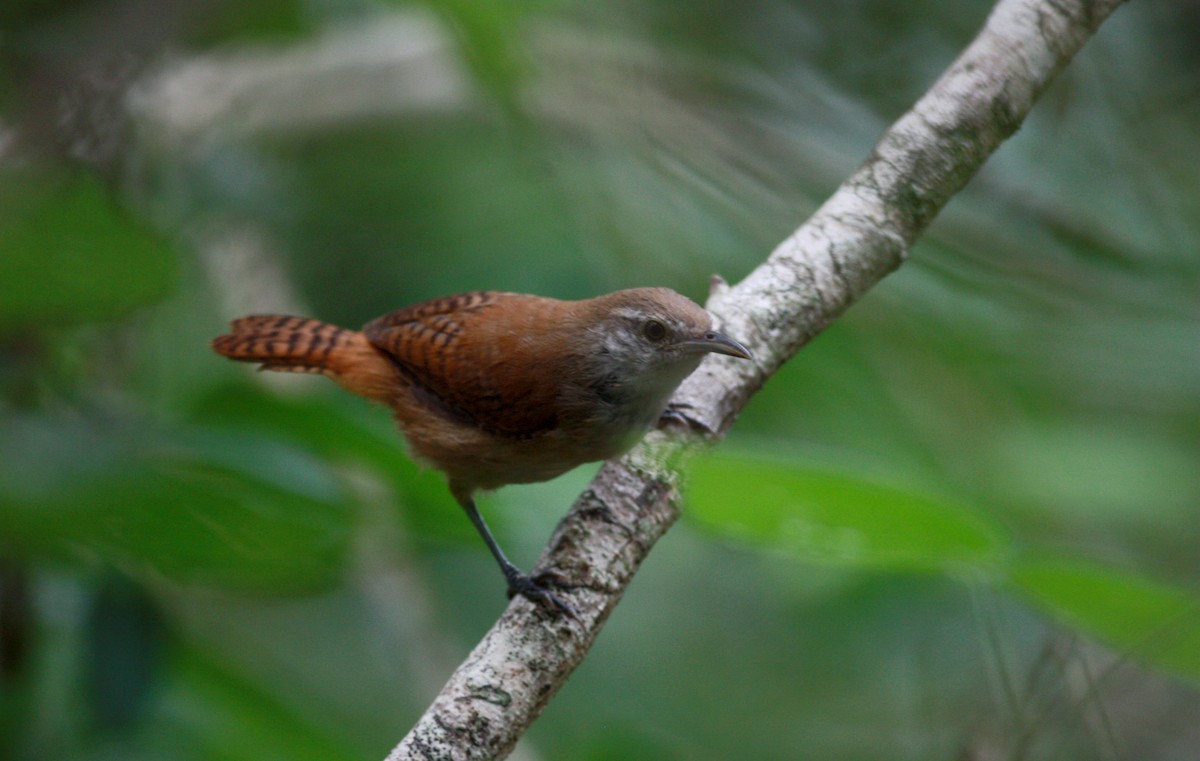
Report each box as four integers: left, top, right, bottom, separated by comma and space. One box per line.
689, 451, 1009, 572
1012, 557, 1200, 680
1, 0, 1198, 760
0, 171, 175, 332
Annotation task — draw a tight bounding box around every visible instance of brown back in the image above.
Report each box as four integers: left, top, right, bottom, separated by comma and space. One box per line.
364, 291, 573, 439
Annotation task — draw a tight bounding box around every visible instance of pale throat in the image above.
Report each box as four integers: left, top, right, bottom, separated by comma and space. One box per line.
596, 337, 703, 432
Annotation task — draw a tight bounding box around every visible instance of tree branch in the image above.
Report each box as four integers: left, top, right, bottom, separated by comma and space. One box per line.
386, 0, 1125, 758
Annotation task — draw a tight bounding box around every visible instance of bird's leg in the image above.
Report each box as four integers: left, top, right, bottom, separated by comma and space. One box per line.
456, 494, 577, 618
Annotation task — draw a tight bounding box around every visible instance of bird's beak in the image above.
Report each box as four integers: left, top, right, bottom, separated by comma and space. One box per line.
679, 330, 753, 360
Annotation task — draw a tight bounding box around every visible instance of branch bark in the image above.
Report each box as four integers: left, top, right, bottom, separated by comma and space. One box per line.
386, 0, 1125, 758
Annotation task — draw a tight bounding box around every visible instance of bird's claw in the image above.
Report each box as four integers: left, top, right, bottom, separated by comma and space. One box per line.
505, 569, 579, 619
658, 402, 716, 435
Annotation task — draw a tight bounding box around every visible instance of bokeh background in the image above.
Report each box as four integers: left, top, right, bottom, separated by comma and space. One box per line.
2, 0, 1198, 759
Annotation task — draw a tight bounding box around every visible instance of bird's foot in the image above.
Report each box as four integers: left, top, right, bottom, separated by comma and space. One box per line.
505, 568, 578, 619
658, 402, 716, 435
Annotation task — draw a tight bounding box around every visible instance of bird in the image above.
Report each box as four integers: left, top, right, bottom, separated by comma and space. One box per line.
211, 287, 752, 615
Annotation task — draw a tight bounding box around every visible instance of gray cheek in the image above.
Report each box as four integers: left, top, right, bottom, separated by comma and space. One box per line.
599, 329, 640, 359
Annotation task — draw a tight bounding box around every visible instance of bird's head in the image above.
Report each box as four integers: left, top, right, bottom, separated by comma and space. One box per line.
583, 288, 751, 402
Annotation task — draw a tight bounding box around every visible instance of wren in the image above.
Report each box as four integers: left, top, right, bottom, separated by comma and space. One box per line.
212, 288, 752, 615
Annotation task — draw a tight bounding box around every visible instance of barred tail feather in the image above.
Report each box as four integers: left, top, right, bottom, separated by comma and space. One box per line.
212, 315, 398, 402
211, 315, 352, 374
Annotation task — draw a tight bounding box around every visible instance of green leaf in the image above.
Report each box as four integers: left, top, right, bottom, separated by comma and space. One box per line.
187, 0, 315, 46
190, 383, 475, 544
0, 170, 175, 331
1012, 556, 1200, 679
0, 414, 355, 592
85, 577, 165, 732
686, 451, 1008, 572
155, 647, 358, 761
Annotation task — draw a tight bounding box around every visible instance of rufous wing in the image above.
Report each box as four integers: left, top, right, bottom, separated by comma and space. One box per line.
363, 291, 566, 439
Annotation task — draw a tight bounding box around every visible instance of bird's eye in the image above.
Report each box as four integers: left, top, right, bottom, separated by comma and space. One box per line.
642, 319, 667, 342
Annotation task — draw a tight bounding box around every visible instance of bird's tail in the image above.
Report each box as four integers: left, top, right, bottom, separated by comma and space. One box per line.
211, 315, 397, 402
